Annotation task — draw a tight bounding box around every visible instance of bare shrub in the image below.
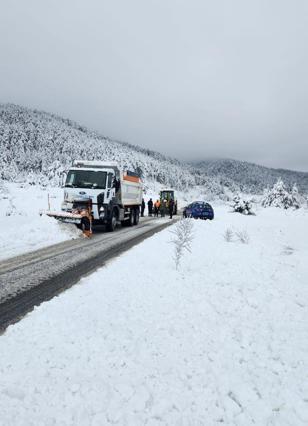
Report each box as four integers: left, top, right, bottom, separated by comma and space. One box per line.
235, 229, 250, 244
223, 228, 234, 242
170, 219, 194, 270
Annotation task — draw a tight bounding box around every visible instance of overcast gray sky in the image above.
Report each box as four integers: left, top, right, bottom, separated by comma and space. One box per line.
1, 0, 308, 171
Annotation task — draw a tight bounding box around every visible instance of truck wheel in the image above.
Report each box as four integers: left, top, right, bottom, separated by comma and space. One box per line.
134, 208, 140, 225
128, 210, 134, 226
80, 217, 91, 232
107, 210, 117, 232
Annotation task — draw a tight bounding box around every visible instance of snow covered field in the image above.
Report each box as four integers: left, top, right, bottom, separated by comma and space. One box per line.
0, 183, 81, 261
1, 206, 307, 425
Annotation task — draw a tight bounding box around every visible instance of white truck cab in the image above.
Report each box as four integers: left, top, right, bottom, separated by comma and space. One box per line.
60, 161, 142, 231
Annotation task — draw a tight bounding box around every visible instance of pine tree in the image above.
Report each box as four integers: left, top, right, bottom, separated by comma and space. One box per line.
262, 178, 301, 209
291, 184, 301, 209
232, 195, 254, 215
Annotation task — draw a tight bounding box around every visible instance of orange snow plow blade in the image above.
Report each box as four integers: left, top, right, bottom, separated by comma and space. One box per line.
40, 210, 93, 237
40, 210, 83, 225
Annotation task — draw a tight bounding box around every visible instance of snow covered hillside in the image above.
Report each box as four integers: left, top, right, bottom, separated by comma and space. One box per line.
192, 159, 308, 194
0, 103, 223, 196
1, 207, 307, 425
2, 103, 307, 198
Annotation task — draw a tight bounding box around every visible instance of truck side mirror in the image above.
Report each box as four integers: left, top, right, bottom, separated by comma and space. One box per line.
61, 172, 67, 187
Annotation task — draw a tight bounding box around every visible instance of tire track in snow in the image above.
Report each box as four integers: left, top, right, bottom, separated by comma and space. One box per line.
0, 217, 179, 331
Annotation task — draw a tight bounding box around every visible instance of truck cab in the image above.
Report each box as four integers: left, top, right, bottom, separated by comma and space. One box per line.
62, 162, 119, 220
160, 189, 177, 215
61, 161, 142, 231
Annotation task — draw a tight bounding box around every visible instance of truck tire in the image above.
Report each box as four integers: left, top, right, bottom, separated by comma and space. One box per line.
107, 210, 117, 232
128, 210, 134, 226
134, 208, 140, 225
80, 217, 91, 232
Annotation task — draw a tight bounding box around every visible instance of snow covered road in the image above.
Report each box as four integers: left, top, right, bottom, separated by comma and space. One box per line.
0, 216, 178, 329
0, 206, 307, 425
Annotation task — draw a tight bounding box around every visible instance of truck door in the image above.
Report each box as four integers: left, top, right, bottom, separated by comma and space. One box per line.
106, 172, 115, 203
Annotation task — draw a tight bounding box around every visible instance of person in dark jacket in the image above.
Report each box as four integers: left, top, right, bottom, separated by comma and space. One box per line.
160, 199, 167, 217
141, 198, 145, 217
169, 198, 174, 219
147, 198, 153, 216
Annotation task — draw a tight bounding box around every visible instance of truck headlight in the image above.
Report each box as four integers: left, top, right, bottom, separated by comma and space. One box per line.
99, 206, 105, 218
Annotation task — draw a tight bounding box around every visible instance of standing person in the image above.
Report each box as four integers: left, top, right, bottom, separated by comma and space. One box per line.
154, 199, 160, 217
160, 199, 167, 217
147, 198, 153, 216
169, 198, 174, 219
154, 201, 158, 217
141, 198, 145, 217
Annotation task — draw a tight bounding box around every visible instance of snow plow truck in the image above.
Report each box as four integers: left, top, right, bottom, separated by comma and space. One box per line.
44, 161, 143, 235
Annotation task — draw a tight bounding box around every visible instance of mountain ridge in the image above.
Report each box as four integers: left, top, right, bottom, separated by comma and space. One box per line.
1, 103, 307, 195
191, 159, 308, 194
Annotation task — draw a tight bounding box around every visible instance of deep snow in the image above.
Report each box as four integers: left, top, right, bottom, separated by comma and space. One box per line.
0, 206, 307, 425
0, 183, 80, 261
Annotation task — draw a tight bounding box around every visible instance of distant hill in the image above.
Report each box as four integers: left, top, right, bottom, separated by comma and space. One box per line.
191, 159, 308, 194
0, 104, 187, 187
0, 103, 224, 196
1, 103, 307, 196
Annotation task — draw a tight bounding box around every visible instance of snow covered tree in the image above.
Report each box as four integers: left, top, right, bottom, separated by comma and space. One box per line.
262, 178, 300, 209
231, 195, 254, 215
291, 184, 301, 209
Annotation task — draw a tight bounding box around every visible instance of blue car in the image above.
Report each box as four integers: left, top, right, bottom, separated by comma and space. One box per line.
183, 201, 214, 220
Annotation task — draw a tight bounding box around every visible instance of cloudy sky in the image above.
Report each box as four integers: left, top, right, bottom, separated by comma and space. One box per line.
1, 0, 307, 171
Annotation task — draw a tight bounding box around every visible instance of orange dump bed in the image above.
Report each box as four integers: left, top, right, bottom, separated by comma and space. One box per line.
123, 174, 140, 183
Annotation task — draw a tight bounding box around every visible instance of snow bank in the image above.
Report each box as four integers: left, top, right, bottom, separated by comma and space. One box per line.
0, 183, 80, 261
0, 206, 308, 425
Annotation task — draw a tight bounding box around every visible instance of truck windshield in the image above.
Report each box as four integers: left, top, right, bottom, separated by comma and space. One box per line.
65, 170, 107, 189
161, 191, 174, 200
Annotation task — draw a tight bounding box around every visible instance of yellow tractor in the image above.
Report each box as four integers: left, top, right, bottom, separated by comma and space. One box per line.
160, 189, 178, 215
